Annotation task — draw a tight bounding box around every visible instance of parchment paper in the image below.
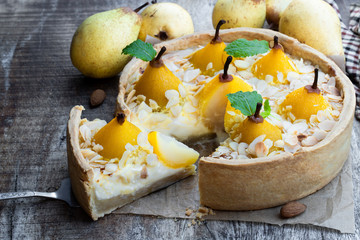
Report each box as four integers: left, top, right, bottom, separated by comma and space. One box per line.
115, 149, 355, 233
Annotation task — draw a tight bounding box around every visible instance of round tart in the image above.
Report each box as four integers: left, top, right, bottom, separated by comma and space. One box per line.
117, 28, 355, 211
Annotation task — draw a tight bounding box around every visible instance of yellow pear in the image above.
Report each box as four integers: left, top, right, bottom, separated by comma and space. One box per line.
224, 100, 245, 135
70, 4, 147, 78
148, 131, 199, 169
189, 20, 227, 76
266, 0, 293, 26
232, 102, 282, 145
139, 2, 194, 41
280, 68, 329, 121
198, 56, 253, 130
279, 0, 344, 56
134, 46, 182, 108
212, 0, 266, 29
251, 36, 298, 84
93, 112, 141, 159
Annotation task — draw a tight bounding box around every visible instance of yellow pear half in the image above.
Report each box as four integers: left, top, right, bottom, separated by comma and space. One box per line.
189, 20, 227, 76
279, 0, 344, 56
198, 56, 253, 130
148, 131, 199, 169
280, 69, 329, 121
134, 47, 182, 108
251, 36, 298, 84
93, 112, 141, 159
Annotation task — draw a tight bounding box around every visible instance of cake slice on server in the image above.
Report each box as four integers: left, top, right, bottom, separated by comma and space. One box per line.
67, 106, 198, 220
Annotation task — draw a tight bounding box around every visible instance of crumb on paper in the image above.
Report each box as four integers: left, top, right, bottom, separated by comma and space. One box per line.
198, 206, 209, 214
185, 208, 193, 216
195, 212, 203, 219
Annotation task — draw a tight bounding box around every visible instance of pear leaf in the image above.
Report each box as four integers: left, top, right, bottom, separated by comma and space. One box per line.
122, 39, 157, 62
260, 99, 271, 118
227, 91, 263, 116
225, 39, 269, 58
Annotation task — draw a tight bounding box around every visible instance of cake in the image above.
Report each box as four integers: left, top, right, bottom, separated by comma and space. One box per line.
67, 28, 355, 220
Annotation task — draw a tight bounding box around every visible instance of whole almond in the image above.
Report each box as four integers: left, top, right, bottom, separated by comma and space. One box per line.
90, 89, 106, 107
280, 201, 306, 218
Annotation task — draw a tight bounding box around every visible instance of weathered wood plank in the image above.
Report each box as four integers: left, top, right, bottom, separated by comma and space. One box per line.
0, 0, 359, 239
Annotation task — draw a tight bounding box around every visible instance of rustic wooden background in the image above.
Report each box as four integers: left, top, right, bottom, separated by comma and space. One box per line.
0, 0, 359, 239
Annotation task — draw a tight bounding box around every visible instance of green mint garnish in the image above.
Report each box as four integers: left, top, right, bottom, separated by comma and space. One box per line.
122, 39, 157, 62
225, 39, 269, 58
260, 99, 271, 118
227, 91, 271, 118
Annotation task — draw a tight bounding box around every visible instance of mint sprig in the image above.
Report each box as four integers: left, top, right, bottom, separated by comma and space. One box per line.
226, 91, 271, 118
260, 99, 271, 118
225, 39, 269, 58
122, 39, 157, 62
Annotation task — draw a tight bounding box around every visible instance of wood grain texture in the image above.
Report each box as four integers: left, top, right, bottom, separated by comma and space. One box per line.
0, 0, 359, 239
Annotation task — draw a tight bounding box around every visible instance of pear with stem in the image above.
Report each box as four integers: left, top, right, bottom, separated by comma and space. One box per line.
280, 68, 329, 121
198, 56, 253, 129
189, 20, 227, 76
93, 112, 141, 160
134, 46, 182, 108
251, 36, 299, 84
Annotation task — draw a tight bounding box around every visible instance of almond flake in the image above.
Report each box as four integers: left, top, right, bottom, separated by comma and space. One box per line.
255, 141, 268, 157
318, 120, 336, 131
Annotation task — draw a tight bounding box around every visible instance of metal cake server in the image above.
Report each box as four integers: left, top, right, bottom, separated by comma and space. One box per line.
0, 178, 79, 207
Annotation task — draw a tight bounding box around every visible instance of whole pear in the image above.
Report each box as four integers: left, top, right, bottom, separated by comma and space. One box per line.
138, 2, 194, 41
279, 0, 344, 56
212, 0, 266, 29
266, 0, 293, 26
70, 8, 141, 78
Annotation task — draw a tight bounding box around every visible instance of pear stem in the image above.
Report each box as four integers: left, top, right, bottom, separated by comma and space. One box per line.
219, 56, 233, 82
305, 68, 320, 94
151, 0, 157, 3
272, 35, 283, 50
249, 102, 264, 123
312, 68, 319, 89
116, 112, 126, 125
211, 19, 226, 43
150, 46, 166, 67
134, 2, 149, 13
155, 46, 166, 61
274, 36, 279, 47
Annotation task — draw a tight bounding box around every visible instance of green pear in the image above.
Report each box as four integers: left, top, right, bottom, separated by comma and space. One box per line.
279, 0, 344, 57
70, 7, 142, 79
212, 0, 266, 29
138, 2, 194, 41
266, 0, 293, 26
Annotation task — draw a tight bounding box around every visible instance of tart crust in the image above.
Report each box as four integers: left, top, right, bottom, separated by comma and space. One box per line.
118, 28, 356, 210
67, 106, 195, 220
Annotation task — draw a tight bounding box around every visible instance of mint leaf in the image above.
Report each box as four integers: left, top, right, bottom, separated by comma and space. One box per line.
260, 99, 271, 118
122, 39, 157, 62
225, 39, 269, 58
227, 91, 263, 116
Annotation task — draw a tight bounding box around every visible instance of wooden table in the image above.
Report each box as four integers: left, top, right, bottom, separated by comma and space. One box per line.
1, 0, 359, 238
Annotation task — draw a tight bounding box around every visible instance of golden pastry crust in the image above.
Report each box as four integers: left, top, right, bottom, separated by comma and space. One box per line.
118, 28, 355, 211
67, 106, 195, 220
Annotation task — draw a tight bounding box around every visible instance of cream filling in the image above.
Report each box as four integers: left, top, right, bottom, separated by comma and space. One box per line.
132, 111, 211, 141
91, 157, 188, 200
